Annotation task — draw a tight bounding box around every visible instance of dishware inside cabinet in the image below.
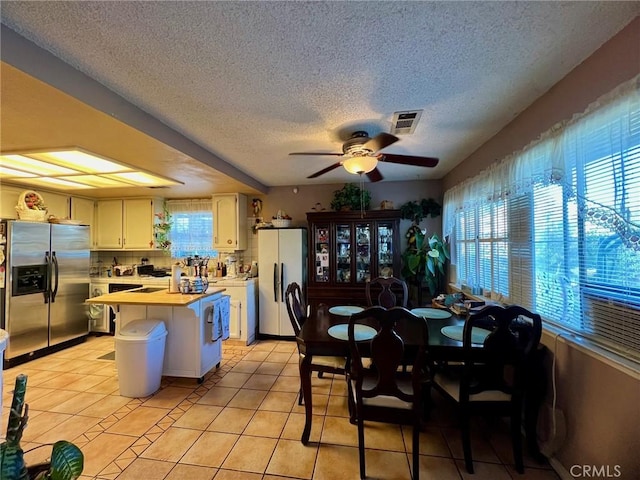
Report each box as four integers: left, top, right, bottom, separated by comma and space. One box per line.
335, 223, 351, 283
377, 222, 395, 277
313, 224, 330, 283
355, 223, 371, 283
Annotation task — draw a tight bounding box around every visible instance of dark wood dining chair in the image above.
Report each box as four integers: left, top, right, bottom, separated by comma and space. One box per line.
365, 276, 409, 308
347, 306, 430, 480
285, 282, 346, 405
431, 304, 542, 474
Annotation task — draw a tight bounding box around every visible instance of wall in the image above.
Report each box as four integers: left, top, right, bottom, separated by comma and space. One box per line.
442, 18, 640, 477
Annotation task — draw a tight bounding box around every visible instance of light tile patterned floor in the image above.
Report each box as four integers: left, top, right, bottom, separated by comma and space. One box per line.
1, 336, 560, 479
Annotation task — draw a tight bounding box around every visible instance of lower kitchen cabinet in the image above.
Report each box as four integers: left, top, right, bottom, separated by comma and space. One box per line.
214, 278, 257, 345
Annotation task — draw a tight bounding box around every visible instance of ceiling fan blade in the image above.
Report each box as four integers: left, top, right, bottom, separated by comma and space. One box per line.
307, 162, 343, 179
366, 167, 384, 183
364, 132, 399, 153
289, 152, 343, 156
380, 153, 439, 168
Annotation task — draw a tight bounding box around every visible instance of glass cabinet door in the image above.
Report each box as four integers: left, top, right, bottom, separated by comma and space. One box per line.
355, 223, 371, 283
377, 222, 394, 277
313, 224, 330, 282
335, 224, 351, 283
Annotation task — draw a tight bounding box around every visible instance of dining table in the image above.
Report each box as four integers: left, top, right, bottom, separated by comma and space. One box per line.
296, 304, 547, 462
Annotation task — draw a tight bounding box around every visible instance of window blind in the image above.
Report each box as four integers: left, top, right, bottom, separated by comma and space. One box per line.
444, 75, 640, 361
166, 199, 217, 258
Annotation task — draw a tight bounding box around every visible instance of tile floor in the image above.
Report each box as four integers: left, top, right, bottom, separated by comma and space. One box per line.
1, 336, 560, 479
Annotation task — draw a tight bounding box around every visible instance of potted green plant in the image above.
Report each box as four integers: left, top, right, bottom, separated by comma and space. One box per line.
1, 374, 84, 480
399, 198, 441, 223
401, 229, 450, 303
330, 183, 371, 211
154, 202, 172, 255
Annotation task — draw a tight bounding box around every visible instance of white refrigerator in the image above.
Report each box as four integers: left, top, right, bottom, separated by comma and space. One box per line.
258, 228, 307, 336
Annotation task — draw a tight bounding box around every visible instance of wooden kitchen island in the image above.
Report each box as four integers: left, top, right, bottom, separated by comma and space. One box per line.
86, 286, 227, 381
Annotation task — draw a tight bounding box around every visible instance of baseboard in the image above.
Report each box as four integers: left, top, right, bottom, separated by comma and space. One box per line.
549, 456, 573, 480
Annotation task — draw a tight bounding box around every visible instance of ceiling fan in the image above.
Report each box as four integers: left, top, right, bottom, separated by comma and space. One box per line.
289, 131, 439, 182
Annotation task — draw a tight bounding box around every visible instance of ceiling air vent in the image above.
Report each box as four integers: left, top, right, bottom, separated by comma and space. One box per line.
390, 110, 423, 135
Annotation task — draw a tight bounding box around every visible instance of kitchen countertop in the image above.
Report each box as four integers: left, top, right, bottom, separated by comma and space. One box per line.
89, 276, 258, 287
85, 286, 226, 307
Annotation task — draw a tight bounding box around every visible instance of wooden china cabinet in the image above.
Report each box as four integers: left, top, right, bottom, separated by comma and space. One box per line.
306, 210, 401, 312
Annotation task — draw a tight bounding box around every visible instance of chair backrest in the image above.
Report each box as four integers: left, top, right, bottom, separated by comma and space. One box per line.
462, 304, 542, 400
348, 306, 428, 403
285, 282, 306, 336
365, 277, 409, 308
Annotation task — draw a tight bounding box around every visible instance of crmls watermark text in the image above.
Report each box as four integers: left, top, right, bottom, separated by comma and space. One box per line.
570, 465, 622, 478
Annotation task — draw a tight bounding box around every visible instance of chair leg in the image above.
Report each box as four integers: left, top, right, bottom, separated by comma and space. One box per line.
512, 404, 524, 474
461, 410, 474, 474
318, 371, 324, 378
298, 386, 303, 406
357, 416, 366, 479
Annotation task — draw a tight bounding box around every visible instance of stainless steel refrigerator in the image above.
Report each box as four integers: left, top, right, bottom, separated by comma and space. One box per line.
0, 220, 90, 366
258, 228, 307, 337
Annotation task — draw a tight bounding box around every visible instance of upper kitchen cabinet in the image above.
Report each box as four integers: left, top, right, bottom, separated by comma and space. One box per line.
70, 196, 95, 246
213, 193, 247, 251
44, 191, 70, 219
95, 198, 163, 250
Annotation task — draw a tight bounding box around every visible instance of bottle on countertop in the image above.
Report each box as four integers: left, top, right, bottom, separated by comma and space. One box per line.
216, 263, 223, 277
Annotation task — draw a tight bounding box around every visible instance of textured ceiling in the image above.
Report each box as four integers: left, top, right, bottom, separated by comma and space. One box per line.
1, 1, 638, 197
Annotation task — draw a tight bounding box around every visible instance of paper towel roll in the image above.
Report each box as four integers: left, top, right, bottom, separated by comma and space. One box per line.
170, 265, 182, 293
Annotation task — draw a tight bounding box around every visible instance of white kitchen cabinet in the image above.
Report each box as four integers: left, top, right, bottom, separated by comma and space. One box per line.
45, 191, 70, 219
71, 196, 95, 247
0, 184, 23, 219
216, 279, 257, 345
213, 193, 247, 251
95, 198, 163, 250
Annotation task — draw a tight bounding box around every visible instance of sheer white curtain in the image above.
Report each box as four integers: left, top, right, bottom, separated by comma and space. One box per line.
443, 75, 640, 359
165, 199, 216, 258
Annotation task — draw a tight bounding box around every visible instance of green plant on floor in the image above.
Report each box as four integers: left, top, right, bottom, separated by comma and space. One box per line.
0, 374, 84, 480
330, 183, 371, 211
401, 230, 450, 298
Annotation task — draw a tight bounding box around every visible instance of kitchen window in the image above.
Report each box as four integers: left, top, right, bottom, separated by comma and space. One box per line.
444, 75, 640, 361
166, 199, 217, 258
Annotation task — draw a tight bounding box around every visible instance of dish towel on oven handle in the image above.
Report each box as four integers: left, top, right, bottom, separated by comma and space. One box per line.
211, 294, 230, 342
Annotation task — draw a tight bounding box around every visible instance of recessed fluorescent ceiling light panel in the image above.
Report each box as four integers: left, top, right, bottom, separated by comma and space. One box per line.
0, 148, 181, 190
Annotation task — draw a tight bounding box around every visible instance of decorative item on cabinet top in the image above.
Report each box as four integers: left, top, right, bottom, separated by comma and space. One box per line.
15, 190, 48, 221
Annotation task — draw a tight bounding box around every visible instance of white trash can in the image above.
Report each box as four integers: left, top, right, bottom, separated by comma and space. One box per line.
115, 319, 167, 398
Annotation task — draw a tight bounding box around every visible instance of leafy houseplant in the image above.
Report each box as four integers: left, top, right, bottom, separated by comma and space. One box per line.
1, 374, 84, 480
399, 198, 442, 223
154, 202, 172, 255
330, 183, 371, 211
401, 229, 450, 300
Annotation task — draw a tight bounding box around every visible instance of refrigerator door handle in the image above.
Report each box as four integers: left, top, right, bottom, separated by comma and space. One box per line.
51, 251, 59, 302
44, 251, 51, 304
273, 262, 278, 302
280, 262, 284, 302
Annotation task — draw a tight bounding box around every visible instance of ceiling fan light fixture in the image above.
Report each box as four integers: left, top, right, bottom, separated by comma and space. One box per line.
343, 156, 377, 175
